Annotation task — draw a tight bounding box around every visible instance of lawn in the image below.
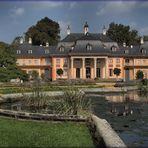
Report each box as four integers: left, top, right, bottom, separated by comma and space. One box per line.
0, 117, 94, 148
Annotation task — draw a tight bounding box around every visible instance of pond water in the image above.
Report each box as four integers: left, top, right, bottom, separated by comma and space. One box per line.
0, 91, 148, 147
87, 91, 148, 147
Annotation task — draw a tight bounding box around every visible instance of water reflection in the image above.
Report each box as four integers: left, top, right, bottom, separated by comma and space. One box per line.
88, 91, 148, 148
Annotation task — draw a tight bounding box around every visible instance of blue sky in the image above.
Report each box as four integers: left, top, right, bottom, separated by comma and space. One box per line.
1, 1, 148, 44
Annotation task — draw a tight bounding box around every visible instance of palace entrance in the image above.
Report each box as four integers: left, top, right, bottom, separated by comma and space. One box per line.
76, 68, 80, 78
86, 67, 91, 78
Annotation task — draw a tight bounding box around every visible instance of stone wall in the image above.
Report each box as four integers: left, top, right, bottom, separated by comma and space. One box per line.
89, 114, 127, 148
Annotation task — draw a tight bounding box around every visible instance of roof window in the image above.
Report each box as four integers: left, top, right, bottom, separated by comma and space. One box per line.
28, 50, 32, 54
111, 45, 117, 52
141, 48, 146, 54
86, 43, 92, 51
59, 46, 65, 52
16, 50, 21, 54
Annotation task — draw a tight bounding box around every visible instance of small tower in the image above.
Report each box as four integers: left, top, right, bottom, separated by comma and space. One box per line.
84, 22, 89, 35
28, 37, 32, 44
67, 25, 71, 35
123, 42, 126, 47
102, 25, 106, 35
140, 36, 144, 44
20, 37, 23, 44
46, 42, 49, 47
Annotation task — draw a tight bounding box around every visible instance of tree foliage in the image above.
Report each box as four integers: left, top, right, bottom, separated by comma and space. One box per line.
107, 22, 139, 46
25, 17, 60, 46
0, 42, 28, 82
136, 70, 144, 80
113, 68, 121, 77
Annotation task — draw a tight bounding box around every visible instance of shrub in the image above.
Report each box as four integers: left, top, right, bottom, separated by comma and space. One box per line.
113, 68, 121, 78
54, 87, 91, 116
136, 70, 144, 80
56, 68, 63, 77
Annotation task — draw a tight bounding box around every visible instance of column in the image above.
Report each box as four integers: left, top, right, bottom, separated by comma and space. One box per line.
71, 57, 74, 79
82, 58, 85, 79
94, 58, 97, 78
105, 58, 108, 79
52, 57, 56, 81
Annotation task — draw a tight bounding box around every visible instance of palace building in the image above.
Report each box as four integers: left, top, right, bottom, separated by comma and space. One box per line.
16, 22, 148, 81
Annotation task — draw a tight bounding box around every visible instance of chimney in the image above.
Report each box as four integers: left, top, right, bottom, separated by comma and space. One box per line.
130, 45, 133, 48
140, 36, 144, 44
28, 37, 32, 44
40, 44, 42, 46
123, 42, 126, 47
84, 22, 89, 35
46, 42, 49, 47
102, 25, 106, 35
67, 25, 71, 35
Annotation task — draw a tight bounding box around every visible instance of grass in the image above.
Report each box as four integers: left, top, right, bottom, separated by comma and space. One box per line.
0, 117, 94, 148
0, 84, 103, 94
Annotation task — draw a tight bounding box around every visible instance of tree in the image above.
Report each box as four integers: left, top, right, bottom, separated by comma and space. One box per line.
31, 70, 39, 80
136, 70, 144, 80
25, 17, 60, 46
107, 22, 139, 46
57, 68, 63, 77
0, 42, 28, 82
113, 68, 121, 78
12, 36, 22, 45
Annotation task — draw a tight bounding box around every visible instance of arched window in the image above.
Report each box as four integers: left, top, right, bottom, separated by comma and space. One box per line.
111, 45, 117, 52
141, 48, 146, 54
86, 43, 92, 51
124, 49, 129, 54
59, 46, 64, 52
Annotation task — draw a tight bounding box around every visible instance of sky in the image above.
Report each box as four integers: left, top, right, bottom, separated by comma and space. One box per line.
1, 1, 148, 44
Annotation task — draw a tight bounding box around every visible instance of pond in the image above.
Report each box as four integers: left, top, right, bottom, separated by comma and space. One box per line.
0, 90, 148, 147
87, 91, 148, 147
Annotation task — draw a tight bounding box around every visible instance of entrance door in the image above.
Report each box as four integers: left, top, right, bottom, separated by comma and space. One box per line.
86, 67, 91, 78
76, 68, 80, 78
96, 68, 101, 78
44, 68, 51, 80
125, 68, 130, 81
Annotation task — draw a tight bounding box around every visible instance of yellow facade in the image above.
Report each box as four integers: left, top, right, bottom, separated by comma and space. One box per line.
17, 56, 148, 81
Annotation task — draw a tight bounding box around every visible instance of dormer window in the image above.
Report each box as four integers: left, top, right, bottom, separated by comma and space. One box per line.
45, 49, 49, 54
59, 46, 64, 52
141, 48, 146, 54
17, 50, 21, 54
124, 49, 129, 54
86, 43, 92, 51
111, 45, 117, 52
28, 50, 32, 54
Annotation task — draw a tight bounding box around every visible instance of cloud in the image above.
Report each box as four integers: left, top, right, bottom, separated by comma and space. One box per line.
69, 2, 77, 9
10, 7, 25, 17
31, 1, 63, 9
96, 1, 137, 16
58, 21, 71, 38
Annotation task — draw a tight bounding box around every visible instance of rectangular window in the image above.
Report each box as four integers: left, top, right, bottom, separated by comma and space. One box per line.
109, 59, 113, 63
116, 58, 120, 63
109, 69, 113, 77
56, 58, 60, 67
16, 59, 20, 65
63, 68, 68, 76
45, 58, 50, 65
125, 59, 129, 63
34, 59, 39, 65
22, 59, 25, 65
63, 58, 68, 67
28, 59, 31, 64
